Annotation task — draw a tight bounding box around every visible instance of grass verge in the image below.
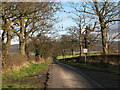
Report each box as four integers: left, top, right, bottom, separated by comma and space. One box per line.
60, 61, 120, 74
2, 60, 51, 88
57, 55, 79, 59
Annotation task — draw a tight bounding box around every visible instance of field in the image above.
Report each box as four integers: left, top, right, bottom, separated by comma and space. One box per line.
57, 51, 103, 59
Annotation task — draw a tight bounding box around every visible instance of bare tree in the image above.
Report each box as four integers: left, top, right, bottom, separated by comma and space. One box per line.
2, 2, 60, 55
26, 33, 54, 59
107, 25, 120, 53
82, 22, 100, 55
67, 11, 100, 56
59, 35, 71, 59
70, 1, 120, 55
67, 26, 80, 57
1, 2, 21, 56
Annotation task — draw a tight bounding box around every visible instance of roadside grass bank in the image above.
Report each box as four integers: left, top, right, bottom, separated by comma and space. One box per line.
2, 60, 51, 88
59, 60, 120, 74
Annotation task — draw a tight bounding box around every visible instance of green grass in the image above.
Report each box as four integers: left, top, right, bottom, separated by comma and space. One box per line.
2, 60, 51, 88
57, 55, 79, 59
2, 83, 29, 88
60, 61, 120, 74
57, 51, 102, 59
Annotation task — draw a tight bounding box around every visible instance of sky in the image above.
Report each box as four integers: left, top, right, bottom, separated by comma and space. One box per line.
53, 2, 77, 33
51, 2, 120, 40
0, 0, 119, 2
1, 1, 119, 44
11, 2, 77, 44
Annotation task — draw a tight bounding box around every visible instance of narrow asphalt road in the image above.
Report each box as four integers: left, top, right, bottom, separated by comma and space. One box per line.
47, 60, 103, 88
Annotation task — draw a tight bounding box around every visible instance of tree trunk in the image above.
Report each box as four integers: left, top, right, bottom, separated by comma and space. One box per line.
78, 29, 83, 62
2, 44, 9, 56
71, 48, 74, 57
62, 49, 66, 60
79, 43, 83, 56
19, 18, 26, 55
79, 29, 83, 57
2, 30, 11, 56
101, 25, 108, 55
19, 40, 25, 55
87, 46, 90, 55
2, 32, 7, 56
84, 37, 88, 49
2, 30, 12, 67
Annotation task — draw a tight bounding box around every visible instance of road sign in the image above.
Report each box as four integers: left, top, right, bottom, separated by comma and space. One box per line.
83, 48, 88, 53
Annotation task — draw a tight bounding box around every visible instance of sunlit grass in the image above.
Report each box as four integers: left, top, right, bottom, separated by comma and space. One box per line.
57, 51, 102, 59
57, 55, 79, 59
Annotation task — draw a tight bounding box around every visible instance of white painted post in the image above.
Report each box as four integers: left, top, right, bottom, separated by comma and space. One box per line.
83, 48, 88, 64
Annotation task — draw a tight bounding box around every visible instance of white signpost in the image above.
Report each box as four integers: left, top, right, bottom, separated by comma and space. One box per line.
83, 48, 88, 53
83, 48, 88, 64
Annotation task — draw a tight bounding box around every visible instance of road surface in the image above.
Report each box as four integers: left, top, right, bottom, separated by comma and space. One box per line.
47, 60, 103, 88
